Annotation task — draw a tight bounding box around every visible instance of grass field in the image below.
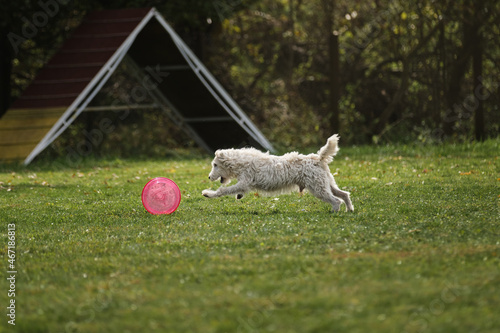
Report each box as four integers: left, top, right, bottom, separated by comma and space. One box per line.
1, 140, 499, 333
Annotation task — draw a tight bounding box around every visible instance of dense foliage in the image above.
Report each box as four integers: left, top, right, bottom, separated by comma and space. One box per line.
207, 0, 500, 146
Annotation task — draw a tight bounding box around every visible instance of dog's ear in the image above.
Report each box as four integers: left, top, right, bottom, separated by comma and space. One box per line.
215, 150, 227, 162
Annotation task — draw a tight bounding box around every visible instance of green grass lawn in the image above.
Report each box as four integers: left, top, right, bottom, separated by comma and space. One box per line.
1, 140, 499, 333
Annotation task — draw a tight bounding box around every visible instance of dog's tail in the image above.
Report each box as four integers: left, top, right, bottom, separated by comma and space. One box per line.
318, 134, 340, 164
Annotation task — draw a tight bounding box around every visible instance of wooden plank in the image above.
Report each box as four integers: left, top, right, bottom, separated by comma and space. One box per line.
0, 107, 65, 131
0, 128, 54, 145
0, 144, 38, 161
17, 81, 89, 97
0, 107, 66, 161
0, 117, 62, 130
10, 97, 75, 109
1, 107, 66, 119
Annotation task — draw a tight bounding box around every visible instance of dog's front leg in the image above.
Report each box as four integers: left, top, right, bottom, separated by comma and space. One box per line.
202, 182, 249, 198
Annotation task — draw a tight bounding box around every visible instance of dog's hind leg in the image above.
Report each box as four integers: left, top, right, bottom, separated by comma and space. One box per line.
307, 185, 343, 212
331, 186, 354, 212
328, 174, 354, 212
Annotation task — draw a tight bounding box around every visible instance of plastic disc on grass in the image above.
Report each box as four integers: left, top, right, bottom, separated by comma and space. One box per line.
141, 177, 181, 215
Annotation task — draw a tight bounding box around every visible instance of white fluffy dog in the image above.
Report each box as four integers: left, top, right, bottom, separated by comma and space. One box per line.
202, 134, 354, 212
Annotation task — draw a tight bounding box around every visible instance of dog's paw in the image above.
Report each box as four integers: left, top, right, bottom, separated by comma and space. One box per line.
236, 193, 244, 200
331, 204, 341, 213
202, 190, 217, 198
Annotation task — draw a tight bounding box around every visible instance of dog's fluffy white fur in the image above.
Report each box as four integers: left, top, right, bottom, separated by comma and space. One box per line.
202, 134, 354, 212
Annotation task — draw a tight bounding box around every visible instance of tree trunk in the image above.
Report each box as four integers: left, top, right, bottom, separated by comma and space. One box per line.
328, 32, 340, 134
286, 0, 295, 89
472, 3, 484, 141
443, 0, 476, 137
322, 0, 340, 134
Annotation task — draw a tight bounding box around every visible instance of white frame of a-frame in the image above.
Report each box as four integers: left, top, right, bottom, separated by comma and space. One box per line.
23, 8, 273, 165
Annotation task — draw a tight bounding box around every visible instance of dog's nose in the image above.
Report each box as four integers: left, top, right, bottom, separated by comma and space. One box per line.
208, 176, 210, 180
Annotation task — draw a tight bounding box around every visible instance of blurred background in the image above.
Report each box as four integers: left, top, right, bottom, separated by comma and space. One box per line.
1, 0, 499, 159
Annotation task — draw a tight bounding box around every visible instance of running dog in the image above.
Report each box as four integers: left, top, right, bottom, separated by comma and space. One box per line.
202, 134, 354, 212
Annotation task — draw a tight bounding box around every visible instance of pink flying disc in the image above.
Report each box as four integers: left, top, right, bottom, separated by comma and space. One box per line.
141, 177, 181, 215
